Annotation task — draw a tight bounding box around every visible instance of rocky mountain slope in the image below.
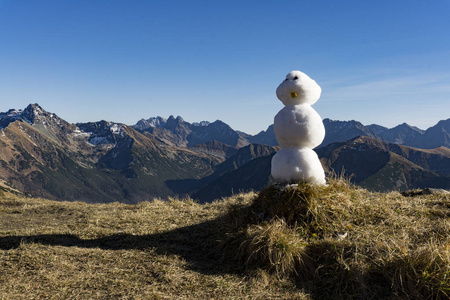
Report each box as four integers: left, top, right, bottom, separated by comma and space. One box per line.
0, 104, 227, 203
317, 136, 450, 191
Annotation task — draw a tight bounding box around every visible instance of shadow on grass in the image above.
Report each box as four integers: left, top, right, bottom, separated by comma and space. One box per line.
0, 215, 246, 275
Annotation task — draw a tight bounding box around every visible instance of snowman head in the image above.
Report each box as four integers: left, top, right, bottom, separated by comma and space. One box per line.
276, 70, 321, 106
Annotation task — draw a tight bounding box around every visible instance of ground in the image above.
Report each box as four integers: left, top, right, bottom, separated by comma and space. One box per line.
0, 179, 449, 299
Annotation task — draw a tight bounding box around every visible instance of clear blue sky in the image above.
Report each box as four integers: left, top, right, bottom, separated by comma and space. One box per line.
0, 0, 449, 134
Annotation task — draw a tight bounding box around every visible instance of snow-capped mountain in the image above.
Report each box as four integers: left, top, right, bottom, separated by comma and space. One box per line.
134, 116, 211, 131
0, 103, 73, 134
134, 116, 168, 131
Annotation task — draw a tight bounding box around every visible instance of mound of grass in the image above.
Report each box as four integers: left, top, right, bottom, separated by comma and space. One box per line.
221, 178, 450, 299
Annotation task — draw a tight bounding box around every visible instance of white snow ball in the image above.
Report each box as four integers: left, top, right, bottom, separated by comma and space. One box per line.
271, 147, 326, 185
274, 104, 325, 148
276, 70, 321, 106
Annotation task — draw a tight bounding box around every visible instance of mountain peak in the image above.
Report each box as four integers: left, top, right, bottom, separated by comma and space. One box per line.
394, 122, 418, 130
391, 122, 422, 132
209, 120, 232, 130
21, 103, 46, 124
166, 115, 186, 130
323, 118, 365, 129
192, 121, 210, 127
133, 116, 167, 131
25, 103, 43, 110
0, 103, 52, 128
435, 118, 450, 129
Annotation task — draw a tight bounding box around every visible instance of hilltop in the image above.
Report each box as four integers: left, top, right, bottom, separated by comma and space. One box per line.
1, 179, 449, 299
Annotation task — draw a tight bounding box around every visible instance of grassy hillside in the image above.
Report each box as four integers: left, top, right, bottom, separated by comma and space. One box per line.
1, 179, 449, 299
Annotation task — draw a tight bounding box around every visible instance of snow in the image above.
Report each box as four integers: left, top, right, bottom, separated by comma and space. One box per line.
110, 123, 122, 134
51, 113, 61, 125
34, 105, 43, 114
274, 104, 325, 148
271, 148, 326, 184
192, 121, 210, 127
72, 128, 89, 136
148, 117, 167, 128
83, 123, 124, 146
137, 117, 167, 129
0, 109, 21, 119
88, 136, 110, 146
271, 70, 326, 185
0, 109, 23, 128
276, 71, 321, 106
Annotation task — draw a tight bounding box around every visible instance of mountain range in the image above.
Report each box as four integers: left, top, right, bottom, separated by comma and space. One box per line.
249, 118, 450, 149
0, 103, 449, 203
133, 116, 249, 148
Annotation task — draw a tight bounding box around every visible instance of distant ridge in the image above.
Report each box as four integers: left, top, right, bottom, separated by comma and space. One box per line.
316, 136, 450, 191
132, 116, 249, 148
248, 117, 450, 149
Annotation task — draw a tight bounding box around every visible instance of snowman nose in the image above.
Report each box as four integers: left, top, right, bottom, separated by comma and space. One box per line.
291, 92, 298, 98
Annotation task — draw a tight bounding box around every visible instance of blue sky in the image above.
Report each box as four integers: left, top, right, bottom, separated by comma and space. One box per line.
0, 0, 449, 134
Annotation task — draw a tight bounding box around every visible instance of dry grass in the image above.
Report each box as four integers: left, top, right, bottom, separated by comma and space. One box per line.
1, 177, 450, 299
221, 177, 450, 299
0, 188, 305, 299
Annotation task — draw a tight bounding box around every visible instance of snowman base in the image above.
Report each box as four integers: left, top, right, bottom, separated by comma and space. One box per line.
271, 148, 326, 185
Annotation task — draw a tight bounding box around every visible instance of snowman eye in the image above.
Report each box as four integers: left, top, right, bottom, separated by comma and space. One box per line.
294, 76, 299, 80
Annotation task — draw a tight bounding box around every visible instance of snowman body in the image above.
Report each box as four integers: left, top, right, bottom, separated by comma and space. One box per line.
271, 147, 325, 184
274, 104, 325, 149
271, 71, 326, 185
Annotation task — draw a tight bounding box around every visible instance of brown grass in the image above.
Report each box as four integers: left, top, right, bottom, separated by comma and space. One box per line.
0, 188, 306, 299
1, 177, 450, 299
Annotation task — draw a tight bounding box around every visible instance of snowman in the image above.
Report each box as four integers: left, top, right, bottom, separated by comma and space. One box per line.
271, 70, 326, 185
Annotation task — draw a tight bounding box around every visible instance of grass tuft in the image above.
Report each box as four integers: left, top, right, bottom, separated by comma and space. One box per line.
239, 218, 311, 277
